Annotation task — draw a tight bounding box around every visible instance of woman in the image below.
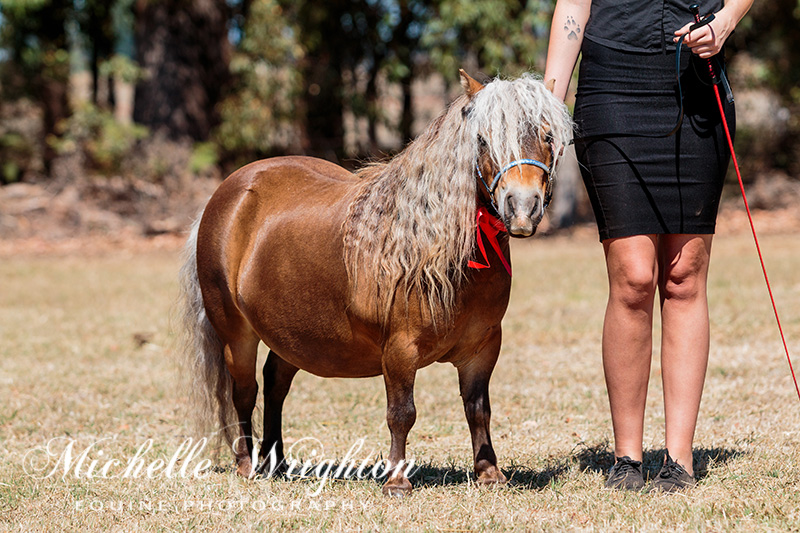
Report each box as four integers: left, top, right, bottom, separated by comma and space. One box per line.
544, 0, 753, 491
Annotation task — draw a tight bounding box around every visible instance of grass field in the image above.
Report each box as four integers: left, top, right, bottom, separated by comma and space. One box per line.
1, 229, 799, 531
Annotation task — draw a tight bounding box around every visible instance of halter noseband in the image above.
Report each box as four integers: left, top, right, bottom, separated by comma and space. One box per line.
476, 157, 554, 215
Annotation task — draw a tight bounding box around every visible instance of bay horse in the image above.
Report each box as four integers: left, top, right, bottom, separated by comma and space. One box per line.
178, 71, 571, 496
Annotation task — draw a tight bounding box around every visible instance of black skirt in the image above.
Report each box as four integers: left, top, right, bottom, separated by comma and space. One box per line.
573, 38, 734, 241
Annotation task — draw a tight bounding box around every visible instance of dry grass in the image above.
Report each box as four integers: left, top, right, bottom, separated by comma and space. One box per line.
1, 230, 799, 531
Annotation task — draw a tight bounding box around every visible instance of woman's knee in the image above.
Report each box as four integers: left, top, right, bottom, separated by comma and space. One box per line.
660, 237, 711, 302
605, 237, 658, 308
611, 264, 657, 307
661, 261, 706, 302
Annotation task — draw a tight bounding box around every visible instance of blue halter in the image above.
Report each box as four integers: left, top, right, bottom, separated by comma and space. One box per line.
489, 159, 551, 192
476, 158, 554, 215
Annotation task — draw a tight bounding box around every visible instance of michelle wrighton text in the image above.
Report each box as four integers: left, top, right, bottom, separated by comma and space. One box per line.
23, 435, 418, 496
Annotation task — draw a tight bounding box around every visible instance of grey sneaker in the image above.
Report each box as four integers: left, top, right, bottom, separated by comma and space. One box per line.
605, 455, 645, 491
649, 450, 696, 493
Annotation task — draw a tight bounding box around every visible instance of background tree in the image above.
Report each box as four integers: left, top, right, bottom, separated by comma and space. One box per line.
275, 0, 352, 160
728, 0, 800, 178
76, 0, 115, 108
424, 0, 552, 78
375, 0, 429, 146
132, 0, 232, 141
214, 0, 304, 166
0, 0, 72, 176
267, 0, 553, 160
2, 0, 800, 199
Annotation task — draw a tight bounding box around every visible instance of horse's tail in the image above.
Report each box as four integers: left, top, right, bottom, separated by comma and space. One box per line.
178, 214, 238, 448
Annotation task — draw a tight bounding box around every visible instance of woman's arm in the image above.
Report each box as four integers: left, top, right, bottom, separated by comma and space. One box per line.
543, 0, 592, 102
673, 0, 755, 58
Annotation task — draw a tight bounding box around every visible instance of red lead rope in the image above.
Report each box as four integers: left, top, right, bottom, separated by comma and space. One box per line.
702, 51, 800, 402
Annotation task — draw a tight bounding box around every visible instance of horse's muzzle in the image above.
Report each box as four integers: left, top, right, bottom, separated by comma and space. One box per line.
504, 191, 543, 237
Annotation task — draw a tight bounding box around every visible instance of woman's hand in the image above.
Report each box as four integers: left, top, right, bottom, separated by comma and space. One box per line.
673, 9, 735, 58
673, 0, 756, 58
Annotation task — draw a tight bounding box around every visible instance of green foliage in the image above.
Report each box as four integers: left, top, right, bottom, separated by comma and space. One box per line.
728, 0, 800, 175
424, 0, 554, 77
0, 132, 35, 183
0, 0, 72, 79
98, 54, 145, 85
51, 103, 148, 174
189, 142, 219, 175
0, 0, 51, 20
733, 0, 800, 97
215, 0, 304, 161
2, 0, 799, 181
0, 2, 71, 123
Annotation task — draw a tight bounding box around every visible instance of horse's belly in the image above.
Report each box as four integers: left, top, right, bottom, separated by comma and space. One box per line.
249, 307, 385, 378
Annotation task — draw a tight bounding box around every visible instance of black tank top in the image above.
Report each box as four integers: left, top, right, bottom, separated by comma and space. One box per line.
583, 0, 724, 53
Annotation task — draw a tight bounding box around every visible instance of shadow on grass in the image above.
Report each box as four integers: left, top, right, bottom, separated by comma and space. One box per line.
573, 442, 745, 483
208, 443, 745, 490
414, 443, 746, 490
409, 453, 577, 490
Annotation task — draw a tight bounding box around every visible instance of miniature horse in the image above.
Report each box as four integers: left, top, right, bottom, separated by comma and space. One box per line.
179, 71, 571, 496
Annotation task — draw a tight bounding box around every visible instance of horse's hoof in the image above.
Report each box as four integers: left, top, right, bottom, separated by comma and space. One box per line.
382, 478, 413, 498
256, 457, 287, 478
236, 458, 254, 478
476, 467, 507, 486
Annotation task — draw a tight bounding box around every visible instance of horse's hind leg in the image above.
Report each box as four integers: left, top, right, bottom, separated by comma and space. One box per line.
456, 328, 507, 485
257, 349, 299, 474
224, 335, 261, 477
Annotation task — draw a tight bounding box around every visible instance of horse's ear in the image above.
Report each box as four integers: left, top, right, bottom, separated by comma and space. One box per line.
459, 69, 484, 97
545, 78, 556, 93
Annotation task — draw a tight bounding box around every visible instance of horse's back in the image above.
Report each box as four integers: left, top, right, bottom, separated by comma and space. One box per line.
197, 155, 356, 272
216, 156, 356, 202
250, 155, 356, 184
200, 154, 355, 236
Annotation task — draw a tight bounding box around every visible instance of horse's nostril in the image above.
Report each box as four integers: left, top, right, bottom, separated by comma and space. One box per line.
505, 194, 516, 216
531, 194, 541, 217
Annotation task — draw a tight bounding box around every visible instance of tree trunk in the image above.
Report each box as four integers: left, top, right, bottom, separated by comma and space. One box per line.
365, 59, 383, 154
133, 0, 231, 141
394, 1, 416, 145
85, 0, 114, 108
399, 74, 413, 145
302, 50, 346, 161
39, 74, 69, 175
37, 0, 72, 175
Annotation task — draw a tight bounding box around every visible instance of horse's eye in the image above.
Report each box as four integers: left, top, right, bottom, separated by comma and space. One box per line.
477, 135, 487, 147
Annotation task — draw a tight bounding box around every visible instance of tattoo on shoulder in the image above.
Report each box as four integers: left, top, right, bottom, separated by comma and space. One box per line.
564, 16, 581, 40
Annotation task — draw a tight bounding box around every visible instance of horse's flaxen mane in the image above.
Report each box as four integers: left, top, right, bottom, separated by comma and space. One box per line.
342, 74, 572, 325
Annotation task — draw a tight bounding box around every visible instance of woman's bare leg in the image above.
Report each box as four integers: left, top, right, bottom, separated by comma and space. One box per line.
602, 235, 659, 461
658, 234, 713, 475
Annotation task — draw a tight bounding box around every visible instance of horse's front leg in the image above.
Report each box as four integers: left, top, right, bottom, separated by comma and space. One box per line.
381, 342, 418, 497
257, 350, 299, 475
456, 327, 507, 485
